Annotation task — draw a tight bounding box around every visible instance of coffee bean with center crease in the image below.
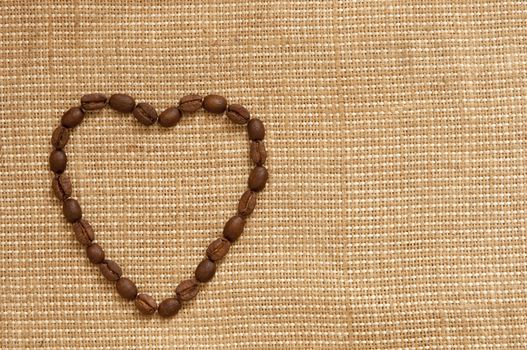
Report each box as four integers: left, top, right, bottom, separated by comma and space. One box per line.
109, 93, 136, 113
248, 166, 269, 192
49, 149, 67, 174
178, 94, 202, 113
203, 94, 227, 114
133, 102, 158, 125
116, 277, 138, 300
61, 107, 85, 128
226, 104, 250, 124
250, 141, 267, 165
238, 190, 257, 217
51, 125, 70, 149
194, 259, 216, 282
158, 106, 181, 127
51, 173, 72, 200
175, 278, 200, 301
223, 215, 246, 242
135, 294, 157, 315
99, 260, 122, 281
81, 93, 107, 111
158, 298, 181, 318
86, 243, 105, 264
206, 238, 231, 261
72, 218, 94, 245
247, 118, 265, 140
63, 198, 82, 223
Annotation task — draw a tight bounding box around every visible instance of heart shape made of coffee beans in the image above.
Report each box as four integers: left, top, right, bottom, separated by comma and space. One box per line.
49, 93, 268, 318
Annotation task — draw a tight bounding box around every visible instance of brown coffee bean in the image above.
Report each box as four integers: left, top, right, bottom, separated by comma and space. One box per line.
206, 238, 231, 261
135, 294, 157, 315
51, 173, 72, 201
116, 277, 138, 300
72, 218, 94, 245
203, 94, 227, 114
178, 94, 202, 113
226, 104, 250, 124
175, 278, 199, 301
133, 102, 158, 125
63, 198, 82, 223
250, 141, 267, 165
247, 118, 265, 140
61, 107, 85, 128
223, 215, 246, 242
248, 166, 268, 192
49, 149, 67, 174
51, 125, 70, 149
158, 298, 181, 318
237, 190, 257, 217
81, 93, 107, 111
194, 259, 216, 282
99, 260, 122, 281
109, 93, 136, 113
158, 106, 181, 127
86, 243, 105, 264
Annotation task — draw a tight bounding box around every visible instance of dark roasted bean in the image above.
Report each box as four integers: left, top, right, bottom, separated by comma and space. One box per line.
49, 149, 67, 174
248, 166, 268, 192
194, 259, 216, 282
99, 260, 122, 281
133, 102, 158, 125
237, 190, 257, 217
158, 106, 181, 127
203, 94, 227, 114
222, 215, 246, 242
175, 278, 200, 301
116, 277, 138, 300
206, 238, 231, 261
178, 94, 202, 113
81, 93, 107, 111
86, 243, 105, 264
109, 93, 136, 113
135, 294, 157, 315
51, 173, 72, 200
51, 125, 70, 149
226, 104, 250, 124
63, 198, 82, 223
247, 118, 265, 140
72, 218, 94, 245
158, 298, 181, 318
61, 107, 85, 128
250, 141, 267, 165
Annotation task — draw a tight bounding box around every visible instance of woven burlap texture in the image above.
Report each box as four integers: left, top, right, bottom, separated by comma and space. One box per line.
1, 1, 526, 349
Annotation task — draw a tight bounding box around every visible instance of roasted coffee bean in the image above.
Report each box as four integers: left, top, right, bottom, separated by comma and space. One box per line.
99, 260, 122, 281
175, 278, 199, 301
206, 238, 231, 261
226, 104, 250, 124
250, 141, 267, 165
238, 190, 257, 217
178, 94, 202, 113
116, 277, 138, 300
86, 243, 105, 264
109, 93, 136, 113
72, 218, 94, 245
51, 173, 72, 200
194, 259, 216, 282
203, 94, 227, 114
81, 93, 107, 111
247, 118, 265, 140
51, 125, 70, 149
248, 166, 268, 192
222, 215, 246, 242
49, 149, 67, 174
133, 102, 158, 125
158, 106, 181, 127
135, 294, 157, 315
61, 107, 85, 128
158, 297, 181, 318
63, 198, 82, 223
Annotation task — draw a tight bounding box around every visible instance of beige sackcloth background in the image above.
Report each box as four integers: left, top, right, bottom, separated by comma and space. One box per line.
1, 1, 526, 349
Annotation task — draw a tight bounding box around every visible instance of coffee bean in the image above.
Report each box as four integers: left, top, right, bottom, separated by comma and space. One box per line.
81, 93, 107, 111
109, 93, 136, 113
206, 238, 231, 261
158, 298, 181, 318
116, 277, 138, 300
248, 166, 268, 192
250, 141, 267, 165
194, 259, 216, 282
99, 260, 122, 281
86, 243, 105, 264
247, 118, 265, 140
158, 106, 181, 127
237, 190, 257, 217
226, 104, 250, 124
178, 94, 202, 113
135, 294, 157, 315
61, 107, 85, 128
203, 94, 227, 114
51, 173, 72, 201
63, 198, 82, 223
49, 149, 67, 174
133, 102, 158, 125
175, 278, 199, 301
222, 215, 246, 242
51, 125, 70, 149
72, 218, 94, 245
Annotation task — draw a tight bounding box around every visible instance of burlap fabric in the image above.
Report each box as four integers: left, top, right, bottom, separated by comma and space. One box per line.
1, 1, 526, 349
